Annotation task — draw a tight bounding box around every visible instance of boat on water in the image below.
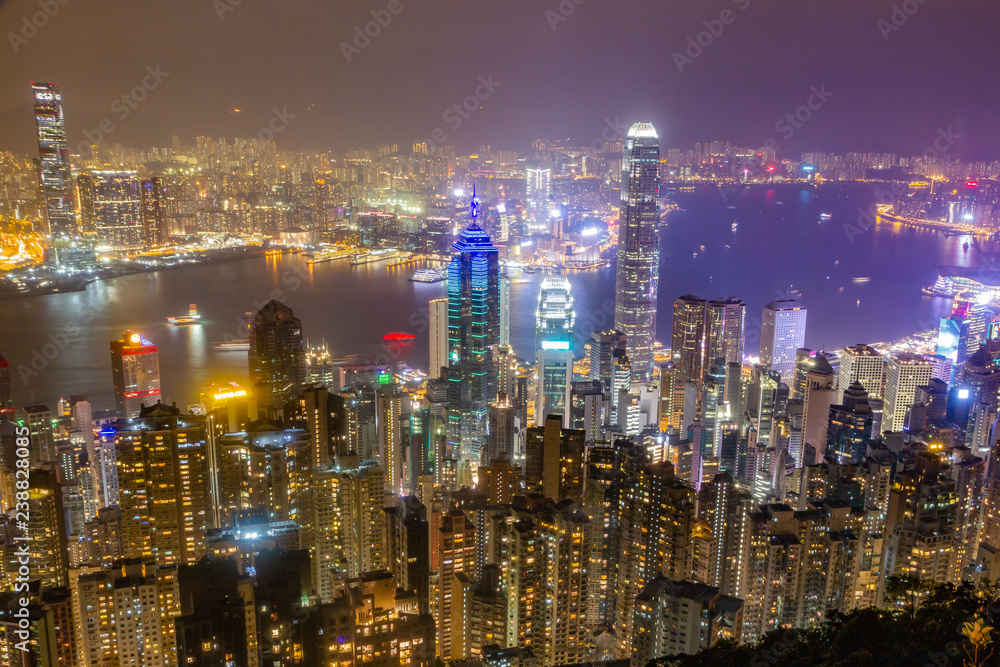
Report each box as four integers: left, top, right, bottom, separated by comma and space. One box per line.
212, 338, 250, 351
409, 268, 447, 283
731, 221, 738, 232
820, 212, 833, 221
167, 304, 201, 325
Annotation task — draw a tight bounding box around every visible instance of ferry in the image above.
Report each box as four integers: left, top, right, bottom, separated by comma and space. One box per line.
409, 268, 447, 283
212, 338, 250, 351
167, 304, 201, 325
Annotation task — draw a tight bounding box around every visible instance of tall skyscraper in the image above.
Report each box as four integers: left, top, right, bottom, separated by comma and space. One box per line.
836, 343, 886, 403
248, 299, 306, 409
32, 82, 75, 239
526, 166, 553, 224
759, 300, 807, 384
535, 276, 575, 427
110, 330, 162, 419
883, 353, 934, 433
672, 295, 708, 385
429, 298, 449, 379
706, 297, 746, 366
615, 122, 661, 380
140, 177, 167, 249
79, 170, 144, 252
113, 402, 210, 566
588, 330, 626, 391
446, 188, 500, 463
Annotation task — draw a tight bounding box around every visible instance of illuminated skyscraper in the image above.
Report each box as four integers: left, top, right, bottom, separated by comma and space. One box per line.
706, 297, 746, 366
588, 330, 626, 392
672, 295, 708, 385
76, 170, 144, 252
433, 508, 476, 661
526, 166, 553, 224
535, 276, 575, 427
248, 299, 306, 409
32, 82, 75, 239
836, 343, 886, 403
615, 122, 661, 380
883, 353, 934, 433
110, 330, 162, 419
112, 402, 210, 566
27, 469, 68, 589
447, 188, 500, 463
759, 300, 807, 384
140, 177, 167, 249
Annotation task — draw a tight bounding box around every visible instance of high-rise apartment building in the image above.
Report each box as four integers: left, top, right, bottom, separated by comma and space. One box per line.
112, 403, 210, 566
248, 299, 306, 409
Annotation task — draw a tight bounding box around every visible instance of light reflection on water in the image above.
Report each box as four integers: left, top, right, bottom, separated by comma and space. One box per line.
0, 183, 969, 410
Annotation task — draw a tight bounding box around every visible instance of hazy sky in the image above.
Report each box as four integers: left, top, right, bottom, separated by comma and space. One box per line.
0, 0, 996, 157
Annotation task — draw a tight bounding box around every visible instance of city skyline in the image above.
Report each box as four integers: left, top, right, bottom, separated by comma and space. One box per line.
3, 5, 1000, 666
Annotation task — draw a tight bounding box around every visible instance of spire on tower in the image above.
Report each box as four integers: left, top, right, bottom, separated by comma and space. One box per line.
470, 184, 480, 223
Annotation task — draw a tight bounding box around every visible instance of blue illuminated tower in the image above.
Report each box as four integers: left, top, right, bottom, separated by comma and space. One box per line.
447, 186, 500, 464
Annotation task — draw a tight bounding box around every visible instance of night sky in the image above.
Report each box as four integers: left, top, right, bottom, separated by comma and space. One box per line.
0, 0, 996, 157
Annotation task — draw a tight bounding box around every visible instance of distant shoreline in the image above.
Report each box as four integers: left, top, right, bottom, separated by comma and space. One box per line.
0, 245, 271, 300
